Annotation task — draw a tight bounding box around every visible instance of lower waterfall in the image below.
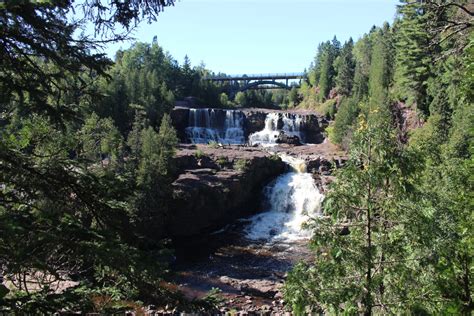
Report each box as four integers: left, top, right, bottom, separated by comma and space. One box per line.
245, 154, 323, 241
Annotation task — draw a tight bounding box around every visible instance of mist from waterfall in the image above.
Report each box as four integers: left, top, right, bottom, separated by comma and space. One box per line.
245, 154, 323, 242
185, 108, 245, 144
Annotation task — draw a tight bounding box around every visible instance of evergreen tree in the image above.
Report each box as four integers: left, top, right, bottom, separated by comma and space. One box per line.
393, 0, 433, 115
0, 0, 177, 311
352, 34, 372, 100
407, 37, 474, 314
334, 38, 355, 96
368, 26, 393, 109
317, 37, 341, 101
133, 114, 178, 239
80, 113, 124, 166
330, 97, 359, 146
285, 105, 422, 315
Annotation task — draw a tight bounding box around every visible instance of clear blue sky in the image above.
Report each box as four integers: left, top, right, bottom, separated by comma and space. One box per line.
102, 0, 400, 74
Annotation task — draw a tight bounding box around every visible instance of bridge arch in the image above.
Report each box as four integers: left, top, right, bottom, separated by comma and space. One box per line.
239, 80, 291, 91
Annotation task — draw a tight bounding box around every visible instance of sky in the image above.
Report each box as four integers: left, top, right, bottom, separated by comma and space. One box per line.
101, 0, 400, 75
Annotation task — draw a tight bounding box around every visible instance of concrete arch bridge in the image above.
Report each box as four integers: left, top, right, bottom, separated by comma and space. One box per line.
205, 72, 305, 93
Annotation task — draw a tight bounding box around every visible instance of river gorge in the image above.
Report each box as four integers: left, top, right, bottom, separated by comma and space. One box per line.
165, 107, 346, 313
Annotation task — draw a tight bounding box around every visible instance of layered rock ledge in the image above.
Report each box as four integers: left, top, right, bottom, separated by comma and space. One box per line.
168, 145, 286, 237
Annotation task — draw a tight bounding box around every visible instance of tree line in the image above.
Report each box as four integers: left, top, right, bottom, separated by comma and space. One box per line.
0, 0, 219, 312
284, 0, 473, 314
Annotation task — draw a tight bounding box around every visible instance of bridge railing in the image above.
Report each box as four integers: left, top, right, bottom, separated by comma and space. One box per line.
205, 72, 306, 81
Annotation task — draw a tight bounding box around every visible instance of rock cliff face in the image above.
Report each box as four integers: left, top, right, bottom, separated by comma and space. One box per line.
170, 107, 189, 142
167, 145, 286, 237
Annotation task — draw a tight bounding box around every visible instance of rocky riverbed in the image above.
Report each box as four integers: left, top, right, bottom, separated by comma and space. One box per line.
166, 141, 347, 313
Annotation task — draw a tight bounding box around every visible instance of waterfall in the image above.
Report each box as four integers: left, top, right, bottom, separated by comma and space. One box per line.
248, 113, 305, 146
185, 108, 245, 144
245, 154, 323, 242
248, 113, 280, 146
223, 110, 245, 144
282, 113, 305, 139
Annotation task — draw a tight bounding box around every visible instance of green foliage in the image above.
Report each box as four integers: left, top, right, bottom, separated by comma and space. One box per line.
319, 99, 337, 119
368, 25, 393, 110
233, 90, 276, 109
216, 156, 228, 168
285, 105, 424, 314
195, 149, 205, 158
317, 37, 341, 101
234, 91, 246, 107
330, 97, 359, 146
352, 34, 372, 100
393, 1, 433, 115
334, 38, 355, 96
234, 159, 249, 172
132, 114, 178, 239
80, 113, 124, 165
288, 87, 299, 107
219, 92, 230, 107
287, 7, 473, 315
0, 0, 185, 312
208, 140, 219, 149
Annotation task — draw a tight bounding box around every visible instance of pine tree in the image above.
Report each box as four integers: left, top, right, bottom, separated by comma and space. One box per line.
352, 34, 372, 100
368, 26, 393, 109
284, 105, 422, 315
407, 37, 474, 314
393, 0, 433, 115
133, 114, 178, 239
317, 37, 341, 101
330, 97, 359, 146
334, 38, 355, 96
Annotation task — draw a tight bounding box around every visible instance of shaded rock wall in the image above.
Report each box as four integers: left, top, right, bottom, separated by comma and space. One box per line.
167, 145, 286, 237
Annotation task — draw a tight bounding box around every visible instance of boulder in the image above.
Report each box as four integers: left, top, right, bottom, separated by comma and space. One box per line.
275, 131, 301, 146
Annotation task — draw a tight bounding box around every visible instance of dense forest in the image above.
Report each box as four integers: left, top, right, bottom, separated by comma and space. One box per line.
0, 0, 472, 314
284, 1, 473, 315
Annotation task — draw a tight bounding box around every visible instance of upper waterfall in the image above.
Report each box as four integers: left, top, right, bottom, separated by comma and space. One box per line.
248, 113, 306, 146
185, 108, 245, 144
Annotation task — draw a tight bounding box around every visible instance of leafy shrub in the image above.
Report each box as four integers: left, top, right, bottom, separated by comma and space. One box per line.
331, 97, 359, 145
195, 149, 205, 158
234, 159, 249, 171
208, 140, 219, 149
216, 156, 228, 168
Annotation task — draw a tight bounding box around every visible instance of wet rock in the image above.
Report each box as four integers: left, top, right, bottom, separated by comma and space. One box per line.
239, 279, 282, 298
276, 131, 301, 146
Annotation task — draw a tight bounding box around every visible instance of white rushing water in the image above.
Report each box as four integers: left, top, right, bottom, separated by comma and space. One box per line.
185, 108, 245, 144
248, 113, 306, 146
245, 154, 323, 242
248, 113, 280, 146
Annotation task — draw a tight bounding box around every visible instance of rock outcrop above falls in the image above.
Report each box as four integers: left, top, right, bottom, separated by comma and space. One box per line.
167, 145, 286, 237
